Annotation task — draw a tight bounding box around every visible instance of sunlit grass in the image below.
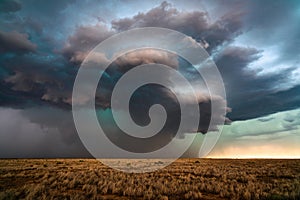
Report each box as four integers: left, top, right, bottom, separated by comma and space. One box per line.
0, 159, 299, 199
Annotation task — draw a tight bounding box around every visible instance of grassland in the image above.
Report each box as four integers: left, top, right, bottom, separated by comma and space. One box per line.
0, 159, 299, 200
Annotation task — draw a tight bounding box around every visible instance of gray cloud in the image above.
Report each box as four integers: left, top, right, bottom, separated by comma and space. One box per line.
95, 49, 229, 135
0, 107, 90, 158
2, 55, 75, 107
1, 1, 298, 123
62, 24, 115, 64
232, 0, 300, 90
62, 1, 245, 65
0, 30, 37, 54
0, 0, 299, 158
114, 49, 179, 71
112, 1, 243, 51
214, 46, 300, 120
0, 0, 21, 13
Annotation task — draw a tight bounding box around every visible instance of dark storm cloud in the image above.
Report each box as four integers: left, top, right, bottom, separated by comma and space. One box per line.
215, 46, 300, 120
0, 107, 90, 158
0, 0, 21, 13
233, 0, 300, 89
55, 2, 240, 134
245, 0, 299, 30
95, 49, 229, 135
0, 0, 298, 119
1, 55, 76, 108
0, 0, 78, 108
2, 0, 298, 122
4, 70, 72, 106
0, 30, 37, 54
212, 0, 300, 120
113, 49, 179, 70
63, 1, 244, 63
0, 0, 299, 158
62, 24, 115, 64
112, 1, 243, 51
230, 85, 300, 120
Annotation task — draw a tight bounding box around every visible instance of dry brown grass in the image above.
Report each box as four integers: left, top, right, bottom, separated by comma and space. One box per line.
0, 159, 299, 199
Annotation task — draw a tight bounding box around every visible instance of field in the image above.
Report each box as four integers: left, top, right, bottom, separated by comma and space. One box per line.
0, 159, 299, 200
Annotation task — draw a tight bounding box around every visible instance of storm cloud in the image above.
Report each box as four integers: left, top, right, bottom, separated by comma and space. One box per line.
0, 0, 299, 157
62, 24, 114, 64
0, 30, 37, 54
0, 107, 90, 158
111, 1, 243, 51
0, 0, 21, 13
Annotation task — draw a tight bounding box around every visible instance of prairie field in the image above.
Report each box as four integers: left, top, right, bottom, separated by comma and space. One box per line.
0, 159, 299, 200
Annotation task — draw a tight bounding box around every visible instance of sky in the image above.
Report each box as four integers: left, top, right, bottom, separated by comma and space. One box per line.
0, 0, 299, 158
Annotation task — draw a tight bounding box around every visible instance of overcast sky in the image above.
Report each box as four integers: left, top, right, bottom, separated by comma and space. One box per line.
0, 0, 299, 158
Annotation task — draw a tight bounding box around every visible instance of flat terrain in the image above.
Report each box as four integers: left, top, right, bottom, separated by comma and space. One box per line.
0, 159, 299, 200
